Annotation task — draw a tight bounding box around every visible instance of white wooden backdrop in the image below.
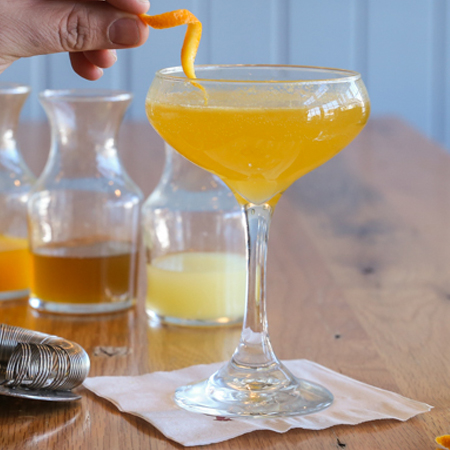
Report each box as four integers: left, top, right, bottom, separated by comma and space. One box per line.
1, 0, 449, 150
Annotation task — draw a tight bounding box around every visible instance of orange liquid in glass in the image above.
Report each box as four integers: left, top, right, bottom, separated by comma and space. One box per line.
0, 235, 30, 294
147, 97, 369, 204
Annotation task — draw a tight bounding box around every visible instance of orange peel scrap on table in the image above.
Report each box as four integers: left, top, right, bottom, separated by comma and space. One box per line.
139, 10, 202, 81
436, 435, 450, 449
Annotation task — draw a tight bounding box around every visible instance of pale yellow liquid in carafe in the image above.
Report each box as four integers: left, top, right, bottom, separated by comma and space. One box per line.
146, 252, 246, 322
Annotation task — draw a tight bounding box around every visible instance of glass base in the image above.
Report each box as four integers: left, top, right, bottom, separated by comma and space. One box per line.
174, 361, 333, 417
29, 296, 134, 314
0, 289, 29, 301
146, 309, 243, 327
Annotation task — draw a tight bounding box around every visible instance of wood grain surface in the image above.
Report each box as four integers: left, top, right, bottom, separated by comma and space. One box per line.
0, 118, 448, 449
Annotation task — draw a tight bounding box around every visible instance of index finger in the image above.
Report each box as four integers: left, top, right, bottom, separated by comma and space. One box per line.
106, 0, 150, 16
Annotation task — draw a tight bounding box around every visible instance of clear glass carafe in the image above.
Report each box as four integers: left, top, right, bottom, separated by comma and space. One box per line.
28, 89, 142, 314
0, 82, 34, 301
142, 144, 246, 326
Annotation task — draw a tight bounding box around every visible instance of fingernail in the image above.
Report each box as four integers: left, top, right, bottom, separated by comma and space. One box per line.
109, 18, 140, 46
139, 0, 151, 13
109, 49, 117, 62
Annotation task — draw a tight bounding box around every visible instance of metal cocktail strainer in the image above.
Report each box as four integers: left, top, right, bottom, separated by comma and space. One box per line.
0, 323, 90, 401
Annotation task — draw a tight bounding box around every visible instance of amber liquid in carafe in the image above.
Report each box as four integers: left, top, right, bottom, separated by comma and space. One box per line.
30, 240, 137, 304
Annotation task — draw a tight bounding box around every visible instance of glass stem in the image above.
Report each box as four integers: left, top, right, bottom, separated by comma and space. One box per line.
231, 203, 278, 368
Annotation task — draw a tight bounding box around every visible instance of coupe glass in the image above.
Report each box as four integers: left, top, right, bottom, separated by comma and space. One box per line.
146, 65, 370, 417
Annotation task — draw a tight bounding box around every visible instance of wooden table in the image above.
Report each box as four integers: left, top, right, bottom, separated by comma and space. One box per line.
1, 118, 449, 449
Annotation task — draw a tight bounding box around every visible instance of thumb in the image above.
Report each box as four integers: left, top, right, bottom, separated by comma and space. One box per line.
6, 1, 149, 58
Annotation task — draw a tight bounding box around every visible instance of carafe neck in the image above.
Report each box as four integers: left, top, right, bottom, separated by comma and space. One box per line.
39, 90, 132, 178
0, 83, 32, 177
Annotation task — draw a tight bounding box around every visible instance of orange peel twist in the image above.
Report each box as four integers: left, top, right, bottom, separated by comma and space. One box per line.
436, 435, 450, 449
139, 10, 202, 80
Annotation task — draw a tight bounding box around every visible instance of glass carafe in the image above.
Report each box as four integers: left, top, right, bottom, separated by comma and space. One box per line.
28, 89, 142, 314
142, 144, 246, 326
0, 82, 34, 301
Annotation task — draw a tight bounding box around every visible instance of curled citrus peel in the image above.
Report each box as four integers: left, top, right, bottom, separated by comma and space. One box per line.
139, 10, 202, 82
436, 435, 450, 449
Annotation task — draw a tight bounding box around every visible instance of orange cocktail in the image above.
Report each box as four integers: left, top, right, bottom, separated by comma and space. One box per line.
148, 92, 368, 204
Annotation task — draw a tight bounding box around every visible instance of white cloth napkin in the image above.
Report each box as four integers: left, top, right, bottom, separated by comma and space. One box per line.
83, 359, 432, 447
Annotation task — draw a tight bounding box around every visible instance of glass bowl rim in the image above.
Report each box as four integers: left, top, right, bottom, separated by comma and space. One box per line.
39, 89, 132, 102
0, 82, 31, 94
155, 64, 362, 84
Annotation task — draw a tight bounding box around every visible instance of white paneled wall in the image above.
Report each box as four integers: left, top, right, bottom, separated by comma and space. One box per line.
1, 0, 449, 149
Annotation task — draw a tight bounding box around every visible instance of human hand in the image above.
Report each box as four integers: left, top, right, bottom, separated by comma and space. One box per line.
0, 0, 150, 80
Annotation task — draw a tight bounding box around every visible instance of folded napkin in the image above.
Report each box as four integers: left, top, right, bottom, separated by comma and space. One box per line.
83, 360, 432, 447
